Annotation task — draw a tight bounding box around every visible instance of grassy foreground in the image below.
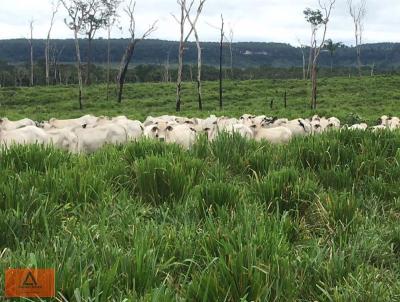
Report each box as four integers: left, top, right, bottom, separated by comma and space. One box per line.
0, 75, 399, 122
1, 130, 400, 301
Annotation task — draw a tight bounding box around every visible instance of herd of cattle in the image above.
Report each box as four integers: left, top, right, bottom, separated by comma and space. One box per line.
0, 114, 399, 153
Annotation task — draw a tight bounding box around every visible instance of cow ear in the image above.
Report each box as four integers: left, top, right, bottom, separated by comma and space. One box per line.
167, 125, 173, 131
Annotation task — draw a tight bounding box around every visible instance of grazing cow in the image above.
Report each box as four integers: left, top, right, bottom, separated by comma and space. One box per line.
377, 115, 390, 126
46, 114, 98, 129
144, 115, 178, 126
348, 123, 368, 130
204, 123, 253, 141
388, 117, 400, 130
281, 119, 312, 136
371, 125, 387, 132
0, 126, 49, 148
250, 124, 292, 144
73, 123, 128, 153
0, 117, 36, 130
144, 122, 197, 149
45, 128, 79, 153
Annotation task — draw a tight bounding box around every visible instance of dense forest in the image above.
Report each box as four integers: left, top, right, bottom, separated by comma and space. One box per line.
0, 39, 399, 87
1, 38, 400, 68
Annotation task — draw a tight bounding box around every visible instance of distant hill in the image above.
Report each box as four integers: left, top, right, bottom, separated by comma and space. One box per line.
0, 38, 400, 69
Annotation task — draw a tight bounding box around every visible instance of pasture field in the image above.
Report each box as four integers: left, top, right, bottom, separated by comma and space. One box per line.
0, 76, 400, 301
0, 75, 400, 122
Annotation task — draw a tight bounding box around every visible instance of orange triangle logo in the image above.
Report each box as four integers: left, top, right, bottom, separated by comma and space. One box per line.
21, 271, 38, 287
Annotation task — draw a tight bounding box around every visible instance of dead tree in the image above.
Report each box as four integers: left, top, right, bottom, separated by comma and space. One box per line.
173, 0, 198, 112
106, 0, 121, 101
28, 20, 34, 86
116, 0, 157, 103
61, 0, 89, 109
185, 0, 206, 110
227, 26, 234, 79
304, 0, 336, 110
347, 0, 366, 76
219, 14, 224, 109
45, 1, 60, 86
163, 50, 171, 82
297, 38, 307, 80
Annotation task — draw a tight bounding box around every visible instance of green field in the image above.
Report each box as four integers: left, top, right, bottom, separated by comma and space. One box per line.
1, 75, 399, 122
1, 76, 400, 301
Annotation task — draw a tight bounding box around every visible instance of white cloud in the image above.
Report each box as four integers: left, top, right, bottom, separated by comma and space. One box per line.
0, 0, 399, 45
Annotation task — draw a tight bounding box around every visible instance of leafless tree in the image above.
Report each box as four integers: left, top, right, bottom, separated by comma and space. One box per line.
184, 0, 206, 110
226, 26, 234, 79
27, 20, 34, 86
116, 0, 157, 103
45, 1, 60, 86
172, 0, 199, 112
219, 14, 224, 109
105, 0, 121, 101
347, 0, 366, 76
297, 38, 307, 80
163, 50, 171, 83
304, 0, 336, 109
61, 0, 89, 109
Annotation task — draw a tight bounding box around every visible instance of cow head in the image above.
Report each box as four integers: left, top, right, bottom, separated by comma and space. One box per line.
150, 123, 174, 142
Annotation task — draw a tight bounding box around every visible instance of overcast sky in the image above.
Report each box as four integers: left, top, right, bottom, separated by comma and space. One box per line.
0, 0, 399, 46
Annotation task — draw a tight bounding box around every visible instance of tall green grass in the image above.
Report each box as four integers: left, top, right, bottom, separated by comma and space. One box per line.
1, 129, 400, 300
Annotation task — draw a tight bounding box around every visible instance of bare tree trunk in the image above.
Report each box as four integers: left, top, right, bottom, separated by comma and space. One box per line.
85, 35, 93, 85
29, 20, 34, 86
117, 42, 135, 103
176, 2, 185, 112
46, 3, 58, 86
195, 36, 202, 110
73, 29, 83, 109
311, 63, 317, 109
299, 44, 306, 80
107, 26, 111, 101
219, 14, 224, 110
164, 51, 170, 82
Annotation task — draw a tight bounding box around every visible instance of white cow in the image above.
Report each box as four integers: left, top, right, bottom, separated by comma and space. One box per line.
46, 114, 98, 129
144, 122, 197, 149
0, 126, 49, 148
281, 119, 312, 136
348, 123, 368, 130
73, 123, 127, 153
250, 124, 292, 144
0, 117, 36, 130
204, 123, 253, 141
45, 128, 79, 153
